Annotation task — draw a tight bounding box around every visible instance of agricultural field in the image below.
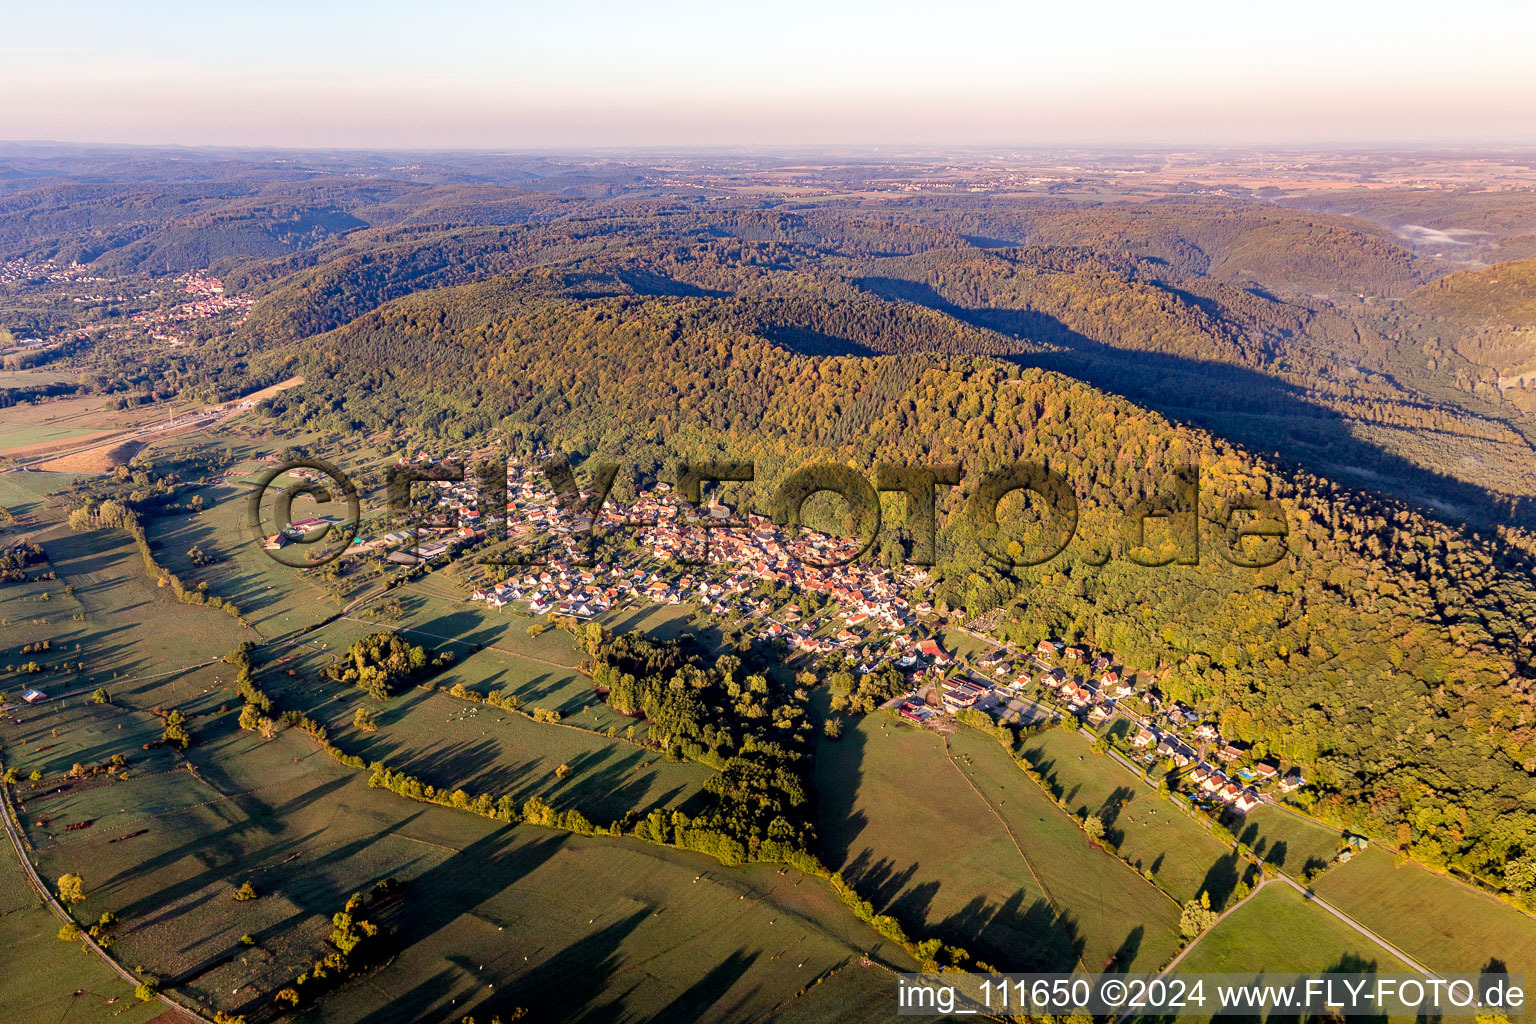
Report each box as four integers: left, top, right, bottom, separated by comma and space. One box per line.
0, 469, 85, 522
945, 727, 1185, 973
258, 654, 714, 827
1174, 881, 1412, 974
0, 520, 247, 704
0, 457, 256, 723
141, 454, 349, 638
1018, 726, 1233, 902
814, 705, 1077, 971
0, 423, 100, 452
5, 693, 924, 1024
0, 392, 151, 457
303, 833, 928, 1024
1313, 847, 1536, 974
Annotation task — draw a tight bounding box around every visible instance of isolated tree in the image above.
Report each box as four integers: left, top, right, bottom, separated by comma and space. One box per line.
1179, 891, 1217, 938
1083, 815, 1106, 841
161, 709, 191, 749
233, 881, 257, 902
57, 873, 85, 905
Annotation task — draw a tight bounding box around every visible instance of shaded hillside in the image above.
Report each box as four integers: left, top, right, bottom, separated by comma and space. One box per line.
817, 197, 1428, 297
1411, 255, 1536, 331
843, 246, 1536, 525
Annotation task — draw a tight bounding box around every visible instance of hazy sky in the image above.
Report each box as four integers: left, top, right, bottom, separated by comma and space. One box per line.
4, 0, 1535, 148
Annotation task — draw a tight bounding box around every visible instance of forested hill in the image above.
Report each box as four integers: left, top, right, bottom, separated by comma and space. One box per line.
231, 207, 1536, 531
815, 198, 1431, 297
1407, 256, 1536, 389
263, 271, 1536, 892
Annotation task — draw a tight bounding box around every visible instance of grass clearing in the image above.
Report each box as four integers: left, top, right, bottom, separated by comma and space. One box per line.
1, 523, 247, 703
12, 708, 918, 1023
814, 704, 1078, 971
1232, 805, 1345, 877
306, 832, 926, 1024
814, 703, 1182, 973
260, 659, 714, 827
0, 838, 165, 1024
0, 422, 102, 452
0, 469, 82, 521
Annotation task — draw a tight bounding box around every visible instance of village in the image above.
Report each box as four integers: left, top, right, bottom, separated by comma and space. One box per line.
0, 261, 253, 354
284, 448, 1307, 821
127, 272, 254, 346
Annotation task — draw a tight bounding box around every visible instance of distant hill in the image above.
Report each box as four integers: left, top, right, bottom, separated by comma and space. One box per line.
1406, 256, 1536, 412
1411, 255, 1536, 329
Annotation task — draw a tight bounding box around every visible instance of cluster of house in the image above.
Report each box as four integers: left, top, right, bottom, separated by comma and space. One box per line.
126, 272, 253, 345
1129, 725, 1305, 814
968, 640, 1135, 725
363, 451, 1315, 808
0, 256, 60, 286
382, 454, 938, 653
934, 633, 1310, 809
3, 263, 252, 353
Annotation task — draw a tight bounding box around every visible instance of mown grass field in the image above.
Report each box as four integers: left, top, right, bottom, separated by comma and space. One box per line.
1174, 881, 1411, 974
1313, 847, 1536, 973
305, 831, 928, 1024
0, 470, 85, 521
814, 704, 1182, 974
946, 727, 1184, 973
814, 705, 1077, 971
0, 840, 166, 1024
0, 422, 101, 451
257, 650, 715, 827
1232, 805, 1344, 876
143, 471, 345, 638
937, 628, 995, 663
1, 523, 247, 709
1019, 726, 1231, 902
0, 392, 151, 455
0, 426, 957, 1023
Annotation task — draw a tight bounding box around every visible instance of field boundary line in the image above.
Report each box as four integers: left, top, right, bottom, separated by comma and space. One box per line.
939, 735, 1089, 971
